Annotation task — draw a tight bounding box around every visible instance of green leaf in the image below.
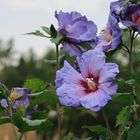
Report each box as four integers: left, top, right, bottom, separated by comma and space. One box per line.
0, 117, 10, 125
59, 55, 66, 67
50, 32, 63, 45
122, 28, 129, 32
12, 114, 53, 132
31, 111, 47, 120
136, 49, 140, 61
112, 93, 133, 105
86, 137, 96, 140
125, 79, 135, 85
26, 30, 47, 37
129, 0, 140, 3
44, 55, 65, 67
0, 83, 8, 99
50, 24, 57, 38
0, 105, 7, 117
116, 106, 132, 127
63, 133, 80, 140
116, 78, 136, 86
82, 125, 108, 136
44, 59, 56, 65
120, 0, 129, 7
80, 42, 92, 50
24, 78, 47, 93
41, 26, 50, 34
127, 119, 140, 140
27, 91, 58, 110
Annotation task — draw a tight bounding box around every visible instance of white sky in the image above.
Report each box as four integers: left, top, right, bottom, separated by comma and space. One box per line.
0, 0, 113, 57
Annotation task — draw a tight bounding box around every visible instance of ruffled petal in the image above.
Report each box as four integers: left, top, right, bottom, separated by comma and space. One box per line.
99, 63, 119, 83
109, 15, 122, 50
120, 2, 140, 33
57, 83, 85, 106
55, 11, 73, 30
55, 11, 97, 42
0, 99, 8, 108
13, 98, 30, 109
77, 49, 105, 78
110, 0, 123, 19
62, 43, 85, 56
67, 20, 97, 41
99, 82, 118, 96
80, 89, 111, 112
55, 61, 84, 87
96, 14, 122, 51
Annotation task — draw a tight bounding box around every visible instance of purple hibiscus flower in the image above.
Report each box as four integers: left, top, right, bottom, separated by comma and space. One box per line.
94, 14, 122, 52
0, 88, 31, 109
110, 0, 123, 20
120, 2, 140, 33
55, 11, 97, 56
55, 49, 119, 112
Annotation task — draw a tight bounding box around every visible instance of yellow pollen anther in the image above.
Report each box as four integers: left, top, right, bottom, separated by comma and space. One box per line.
65, 25, 73, 33
104, 34, 112, 42
86, 78, 97, 90
10, 90, 20, 101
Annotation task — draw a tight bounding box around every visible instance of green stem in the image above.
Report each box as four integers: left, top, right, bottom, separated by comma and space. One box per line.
19, 134, 23, 140
24, 133, 28, 140
129, 30, 138, 119
102, 109, 113, 140
56, 44, 61, 140
56, 44, 59, 70
9, 107, 18, 140
57, 104, 61, 140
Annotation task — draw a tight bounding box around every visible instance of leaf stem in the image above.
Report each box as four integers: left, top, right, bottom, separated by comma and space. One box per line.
121, 43, 130, 53
19, 133, 23, 140
102, 109, 113, 140
24, 133, 28, 140
56, 44, 61, 140
129, 30, 137, 119
9, 104, 18, 140
56, 44, 59, 70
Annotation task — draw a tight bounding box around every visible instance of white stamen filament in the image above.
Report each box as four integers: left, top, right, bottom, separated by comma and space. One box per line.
86, 78, 97, 90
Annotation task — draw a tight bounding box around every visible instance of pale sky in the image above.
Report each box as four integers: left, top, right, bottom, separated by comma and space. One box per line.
0, 0, 113, 57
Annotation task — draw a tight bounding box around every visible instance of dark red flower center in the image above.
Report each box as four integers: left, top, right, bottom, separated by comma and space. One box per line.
80, 77, 98, 94
104, 34, 112, 42
103, 29, 112, 42
135, 16, 140, 26
127, 11, 140, 26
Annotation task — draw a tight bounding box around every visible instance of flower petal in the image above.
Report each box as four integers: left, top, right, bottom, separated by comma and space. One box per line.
0, 99, 8, 108
57, 83, 85, 106
99, 63, 119, 83
62, 43, 85, 56
119, 2, 140, 33
80, 89, 111, 112
96, 14, 122, 51
67, 20, 97, 41
109, 15, 122, 50
55, 61, 84, 87
77, 49, 105, 78
55, 11, 73, 30
100, 82, 118, 96
55, 11, 97, 42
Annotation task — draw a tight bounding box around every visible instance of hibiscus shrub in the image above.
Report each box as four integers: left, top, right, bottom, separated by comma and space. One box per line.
0, 0, 140, 140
